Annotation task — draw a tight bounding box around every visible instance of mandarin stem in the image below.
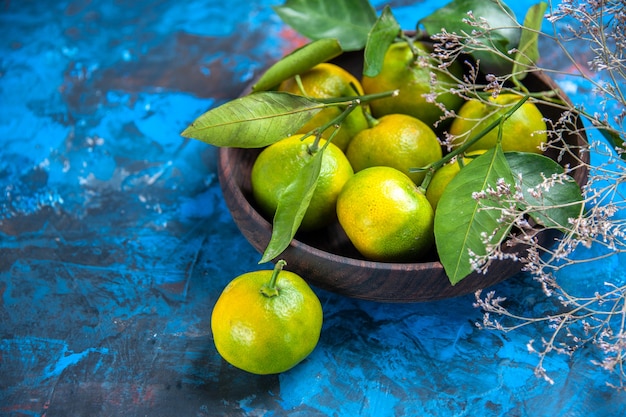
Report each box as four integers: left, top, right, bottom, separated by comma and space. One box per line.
418, 167, 436, 193
364, 110, 380, 129
260, 259, 287, 298
399, 32, 420, 61
294, 74, 306, 95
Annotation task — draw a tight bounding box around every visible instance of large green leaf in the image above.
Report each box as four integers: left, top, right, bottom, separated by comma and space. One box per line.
363, 6, 401, 77
180, 92, 323, 148
505, 152, 583, 230
273, 0, 377, 51
435, 146, 516, 285
512, 2, 547, 80
418, 0, 521, 74
252, 38, 343, 92
259, 146, 325, 263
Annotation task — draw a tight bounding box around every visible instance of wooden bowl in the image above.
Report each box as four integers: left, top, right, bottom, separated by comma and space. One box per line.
217, 51, 589, 302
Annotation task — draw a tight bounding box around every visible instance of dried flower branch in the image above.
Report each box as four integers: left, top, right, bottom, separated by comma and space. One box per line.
427, 0, 626, 390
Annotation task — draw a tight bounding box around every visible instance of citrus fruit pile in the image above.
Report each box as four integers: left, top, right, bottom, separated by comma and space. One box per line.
249, 42, 548, 263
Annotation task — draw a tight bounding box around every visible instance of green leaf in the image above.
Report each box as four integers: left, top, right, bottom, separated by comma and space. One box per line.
252, 38, 343, 92
418, 0, 521, 74
505, 152, 583, 230
259, 146, 325, 263
273, 0, 377, 51
598, 126, 626, 159
180, 92, 323, 148
435, 146, 516, 285
363, 6, 401, 77
512, 2, 547, 80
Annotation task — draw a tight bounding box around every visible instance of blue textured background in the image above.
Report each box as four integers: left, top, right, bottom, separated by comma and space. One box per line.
1, 1, 625, 416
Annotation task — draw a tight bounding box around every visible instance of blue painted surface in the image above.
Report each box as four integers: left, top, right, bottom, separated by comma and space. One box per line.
1, 1, 625, 416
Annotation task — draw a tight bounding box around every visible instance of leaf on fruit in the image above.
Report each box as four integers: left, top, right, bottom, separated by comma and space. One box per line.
252, 38, 343, 92
273, 0, 377, 51
363, 6, 401, 77
259, 147, 324, 263
512, 2, 548, 80
418, 0, 521, 74
598, 127, 626, 160
180, 92, 323, 148
435, 146, 516, 285
505, 151, 583, 230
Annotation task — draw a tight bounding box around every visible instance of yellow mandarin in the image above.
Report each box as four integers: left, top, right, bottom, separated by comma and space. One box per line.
251, 135, 354, 231
211, 264, 323, 375
449, 94, 547, 153
362, 41, 464, 129
346, 113, 442, 186
336, 166, 434, 262
425, 150, 486, 210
